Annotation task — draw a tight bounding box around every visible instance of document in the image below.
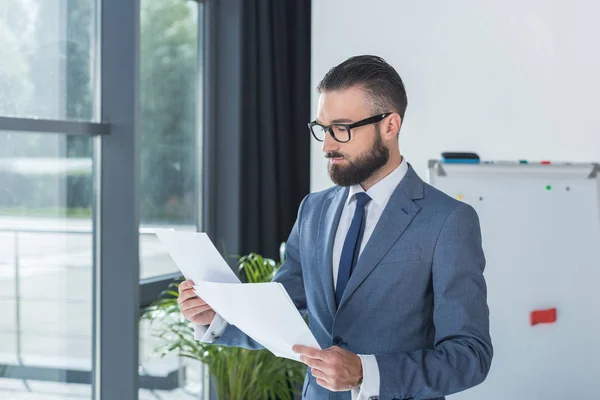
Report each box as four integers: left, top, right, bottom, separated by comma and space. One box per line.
195, 281, 321, 360
155, 229, 240, 284
155, 229, 320, 360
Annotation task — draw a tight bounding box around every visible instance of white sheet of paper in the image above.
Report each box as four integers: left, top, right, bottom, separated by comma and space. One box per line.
154, 229, 240, 284
195, 281, 321, 360
155, 229, 320, 359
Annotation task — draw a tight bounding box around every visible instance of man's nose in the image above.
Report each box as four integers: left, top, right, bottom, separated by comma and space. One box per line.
322, 130, 339, 153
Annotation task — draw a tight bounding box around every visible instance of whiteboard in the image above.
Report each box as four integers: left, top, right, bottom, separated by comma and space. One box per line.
428, 160, 600, 400
310, 0, 600, 193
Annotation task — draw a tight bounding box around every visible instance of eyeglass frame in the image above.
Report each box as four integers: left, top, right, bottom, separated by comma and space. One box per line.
307, 112, 392, 143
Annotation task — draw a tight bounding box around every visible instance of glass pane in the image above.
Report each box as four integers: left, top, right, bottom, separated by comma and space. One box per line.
0, 131, 93, 399
139, 1, 205, 398
0, 0, 98, 121
139, 0, 202, 280
139, 319, 205, 400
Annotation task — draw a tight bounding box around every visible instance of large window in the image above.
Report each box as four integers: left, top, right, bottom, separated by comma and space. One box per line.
139, 0, 202, 279
0, 132, 94, 399
138, 1, 205, 399
0, 0, 207, 398
0, 0, 98, 122
0, 0, 98, 398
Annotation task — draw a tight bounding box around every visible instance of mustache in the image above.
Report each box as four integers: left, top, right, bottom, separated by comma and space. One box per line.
325, 151, 345, 159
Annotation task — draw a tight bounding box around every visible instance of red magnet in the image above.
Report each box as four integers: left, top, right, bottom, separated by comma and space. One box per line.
530, 308, 557, 326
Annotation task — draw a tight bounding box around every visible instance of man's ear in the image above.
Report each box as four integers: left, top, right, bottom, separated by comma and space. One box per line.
382, 113, 402, 140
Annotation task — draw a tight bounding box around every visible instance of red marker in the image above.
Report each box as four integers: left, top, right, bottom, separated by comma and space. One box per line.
530, 308, 557, 326
541, 161, 551, 165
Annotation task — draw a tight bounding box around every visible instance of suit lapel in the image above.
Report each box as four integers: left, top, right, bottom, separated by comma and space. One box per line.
337, 166, 424, 310
318, 187, 348, 320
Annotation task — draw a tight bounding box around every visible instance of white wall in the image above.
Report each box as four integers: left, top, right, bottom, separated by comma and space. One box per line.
310, 0, 600, 192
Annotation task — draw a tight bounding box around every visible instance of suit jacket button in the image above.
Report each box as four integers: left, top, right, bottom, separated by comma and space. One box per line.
332, 336, 342, 346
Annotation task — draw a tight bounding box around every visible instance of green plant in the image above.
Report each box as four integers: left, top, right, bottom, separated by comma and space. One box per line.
142, 251, 307, 400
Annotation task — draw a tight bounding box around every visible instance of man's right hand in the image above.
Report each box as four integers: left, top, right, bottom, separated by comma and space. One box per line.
177, 280, 216, 325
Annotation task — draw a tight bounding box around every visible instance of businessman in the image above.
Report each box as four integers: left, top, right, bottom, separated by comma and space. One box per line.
178, 55, 493, 400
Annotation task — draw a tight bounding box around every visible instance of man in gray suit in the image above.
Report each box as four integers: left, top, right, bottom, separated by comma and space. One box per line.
178, 55, 493, 400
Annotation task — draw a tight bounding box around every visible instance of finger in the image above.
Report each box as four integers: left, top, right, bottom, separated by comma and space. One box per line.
179, 281, 194, 293
321, 349, 340, 364
315, 378, 332, 391
299, 356, 328, 371
179, 294, 205, 308
178, 282, 197, 296
293, 345, 324, 359
191, 310, 215, 324
178, 280, 195, 292
310, 367, 328, 380
181, 300, 211, 313
177, 290, 198, 303
178, 280, 189, 293
178, 289, 202, 304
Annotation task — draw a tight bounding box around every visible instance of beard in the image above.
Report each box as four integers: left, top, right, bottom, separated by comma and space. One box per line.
327, 128, 389, 187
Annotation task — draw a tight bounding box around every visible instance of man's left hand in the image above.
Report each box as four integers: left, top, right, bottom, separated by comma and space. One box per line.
293, 345, 363, 392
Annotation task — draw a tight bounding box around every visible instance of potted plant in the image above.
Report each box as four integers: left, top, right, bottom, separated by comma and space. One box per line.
142, 249, 307, 400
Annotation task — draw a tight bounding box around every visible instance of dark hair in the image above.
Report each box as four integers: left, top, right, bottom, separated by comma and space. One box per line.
317, 55, 408, 118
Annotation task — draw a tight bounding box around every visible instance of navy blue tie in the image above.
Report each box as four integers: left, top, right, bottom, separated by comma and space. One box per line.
335, 192, 372, 307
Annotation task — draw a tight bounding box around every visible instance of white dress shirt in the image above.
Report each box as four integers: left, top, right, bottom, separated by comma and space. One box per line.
196, 158, 409, 400
333, 158, 408, 400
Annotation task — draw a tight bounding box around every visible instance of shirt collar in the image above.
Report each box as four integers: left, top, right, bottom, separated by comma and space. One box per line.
346, 157, 409, 207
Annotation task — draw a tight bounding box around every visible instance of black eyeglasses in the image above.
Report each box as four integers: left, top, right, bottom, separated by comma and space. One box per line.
307, 113, 392, 143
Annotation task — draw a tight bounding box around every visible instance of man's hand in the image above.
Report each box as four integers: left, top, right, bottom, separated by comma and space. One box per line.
177, 280, 216, 325
293, 345, 363, 392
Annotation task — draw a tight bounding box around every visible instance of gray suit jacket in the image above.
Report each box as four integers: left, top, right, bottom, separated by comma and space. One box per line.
213, 164, 493, 400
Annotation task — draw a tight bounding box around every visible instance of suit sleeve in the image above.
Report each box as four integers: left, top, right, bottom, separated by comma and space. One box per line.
201, 194, 309, 350
375, 203, 493, 399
